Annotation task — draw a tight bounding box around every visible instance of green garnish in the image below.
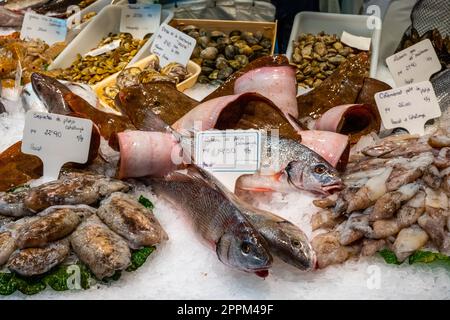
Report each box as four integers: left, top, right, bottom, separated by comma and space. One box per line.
138, 195, 154, 210
0, 247, 155, 295
126, 246, 155, 272
379, 249, 400, 265
409, 251, 450, 267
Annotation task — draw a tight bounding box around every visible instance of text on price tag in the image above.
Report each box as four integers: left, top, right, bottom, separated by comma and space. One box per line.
21, 112, 93, 184
20, 12, 67, 45
120, 4, 161, 39
195, 130, 261, 172
386, 39, 441, 86
150, 23, 196, 67
374, 81, 441, 135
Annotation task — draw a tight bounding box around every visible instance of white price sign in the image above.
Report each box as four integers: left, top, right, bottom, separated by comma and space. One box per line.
375, 81, 441, 135
120, 4, 161, 39
195, 130, 261, 172
386, 39, 441, 86
22, 112, 93, 184
341, 31, 371, 51
150, 23, 196, 67
84, 39, 121, 57
20, 12, 67, 45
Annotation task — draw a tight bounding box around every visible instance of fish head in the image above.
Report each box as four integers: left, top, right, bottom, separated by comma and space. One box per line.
31, 73, 71, 114
216, 226, 272, 275
286, 158, 343, 195
272, 221, 316, 270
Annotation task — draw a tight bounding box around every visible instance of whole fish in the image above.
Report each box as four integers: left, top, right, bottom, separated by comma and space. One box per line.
237, 137, 343, 195
30, 72, 72, 114
146, 166, 273, 277
240, 205, 316, 270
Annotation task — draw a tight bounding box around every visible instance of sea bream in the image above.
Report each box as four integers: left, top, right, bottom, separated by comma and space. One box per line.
146, 165, 273, 277
236, 137, 343, 195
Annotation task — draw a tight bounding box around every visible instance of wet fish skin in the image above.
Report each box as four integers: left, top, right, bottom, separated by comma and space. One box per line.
31, 73, 73, 115
147, 167, 273, 275
0, 7, 23, 27
35, 0, 82, 15
97, 192, 168, 249
4, 0, 50, 11
70, 215, 131, 280
242, 207, 316, 271
23, 172, 130, 213
260, 137, 343, 195
7, 239, 70, 277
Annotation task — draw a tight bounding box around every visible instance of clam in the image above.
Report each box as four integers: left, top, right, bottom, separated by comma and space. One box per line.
224, 45, 238, 59
217, 67, 234, 80
198, 36, 211, 49
314, 42, 327, 56
229, 30, 242, 37
241, 32, 258, 45
235, 55, 249, 67
200, 47, 218, 60
260, 38, 272, 49
208, 69, 219, 80
181, 25, 199, 33
103, 85, 120, 100
215, 57, 229, 70
198, 75, 210, 84
160, 62, 188, 83
228, 60, 240, 70
239, 45, 253, 56
201, 66, 214, 75
143, 54, 160, 71
211, 31, 226, 39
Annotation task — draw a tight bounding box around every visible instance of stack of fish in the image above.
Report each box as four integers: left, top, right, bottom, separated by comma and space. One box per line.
311, 132, 450, 268
0, 172, 167, 283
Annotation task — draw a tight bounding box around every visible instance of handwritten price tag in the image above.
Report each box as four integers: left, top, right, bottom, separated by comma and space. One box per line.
21, 112, 93, 184
375, 81, 441, 135
120, 4, 161, 39
20, 12, 67, 45
386, 39, 441, 86
150, 23, 196, 67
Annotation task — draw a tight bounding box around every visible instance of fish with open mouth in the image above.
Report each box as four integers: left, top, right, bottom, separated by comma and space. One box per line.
145, 165, 273, 277
236, 137, 343, 195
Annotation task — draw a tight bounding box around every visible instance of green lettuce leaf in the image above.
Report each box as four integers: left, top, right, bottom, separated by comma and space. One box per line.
379, 249, 400, 265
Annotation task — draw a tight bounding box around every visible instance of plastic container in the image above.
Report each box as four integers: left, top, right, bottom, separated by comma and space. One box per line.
169, 18, 277, 56
49, 4, 173, 70
66, 0, 111, 43
92, 56, 201, 111
285, 11, 381, 78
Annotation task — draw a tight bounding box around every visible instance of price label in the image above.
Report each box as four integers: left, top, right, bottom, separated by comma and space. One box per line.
195, 130, 261, 172
386, 39, 441, 86
22, 112, 93, 184
84, 39, 121, 57
120, 4, 161, 39
341, 31, 371, 51
20, 12, 67, 45
150, 23, 196, 67
374, 81, 441, 135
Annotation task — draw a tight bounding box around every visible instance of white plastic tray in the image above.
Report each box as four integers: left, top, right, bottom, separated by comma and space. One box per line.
285, 11, 381, 78
66, 0, 111, 43
49, 4, 173, 70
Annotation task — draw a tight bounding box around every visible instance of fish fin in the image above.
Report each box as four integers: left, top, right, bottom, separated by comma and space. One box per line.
242, 187, 274, 192
272, 171, 284, 181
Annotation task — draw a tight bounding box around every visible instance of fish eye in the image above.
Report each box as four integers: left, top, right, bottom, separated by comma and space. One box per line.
314, 164, 326, 174
241, 242, 251, 254
291, 239, 301, 247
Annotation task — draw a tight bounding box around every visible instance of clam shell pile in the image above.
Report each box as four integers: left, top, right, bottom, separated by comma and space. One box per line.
59, 33, 148, 85
292, 32, 362, 88
102, 54, 189, 109
177, 25, 273, 85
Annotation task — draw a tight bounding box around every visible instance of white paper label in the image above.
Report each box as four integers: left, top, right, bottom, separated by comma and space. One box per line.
150, 23, 196, 67
21, 112, 93, 184
341, 31, 371, 51
120, 4, 161, 39
386, 39, 441, 87
20, 12, 67, 45
374, 81, 441, 135
84, 39, 121, 57
195, 130, 261, 172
